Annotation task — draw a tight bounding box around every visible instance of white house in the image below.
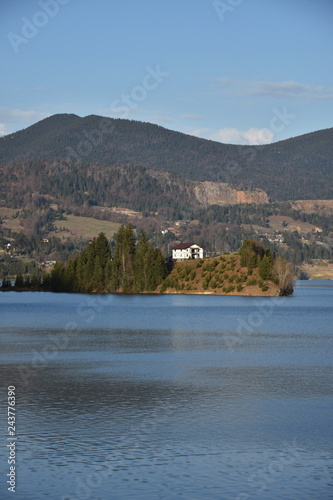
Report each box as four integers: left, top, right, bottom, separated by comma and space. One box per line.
172, 242, 204, 261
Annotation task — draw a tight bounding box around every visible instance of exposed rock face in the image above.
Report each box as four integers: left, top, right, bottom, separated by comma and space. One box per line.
193, 181, 270, 206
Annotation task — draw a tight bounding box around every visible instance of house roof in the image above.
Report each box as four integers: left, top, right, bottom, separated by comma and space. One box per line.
172, 242, 201, 250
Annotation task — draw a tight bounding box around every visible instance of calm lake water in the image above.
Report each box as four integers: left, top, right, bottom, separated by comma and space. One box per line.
0, 281, 333, 500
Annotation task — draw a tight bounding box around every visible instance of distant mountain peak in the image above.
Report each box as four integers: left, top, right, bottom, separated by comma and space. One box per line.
0, 114, 332, 200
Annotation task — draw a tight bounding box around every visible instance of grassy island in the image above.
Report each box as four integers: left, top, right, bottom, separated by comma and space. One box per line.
4, 226, 294, 296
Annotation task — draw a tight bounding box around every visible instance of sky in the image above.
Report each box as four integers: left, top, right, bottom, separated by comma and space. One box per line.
1, 0, 333, 145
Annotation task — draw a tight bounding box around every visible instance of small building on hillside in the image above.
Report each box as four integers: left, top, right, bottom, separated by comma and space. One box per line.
172, 242, 204, 261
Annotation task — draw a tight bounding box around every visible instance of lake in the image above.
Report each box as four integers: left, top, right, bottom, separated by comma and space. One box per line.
0, 281, 333, 499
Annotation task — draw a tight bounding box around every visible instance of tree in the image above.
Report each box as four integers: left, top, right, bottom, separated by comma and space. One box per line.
258, 253, 273, 280
112, 224, 135, 292
239, 239, 264, 269
40, 228, 168, 294
273, 257, 294, 296
134, 231, 150, 292
15, 274, 24, 287
49, 262, 66, 292
30, 274, 40, 287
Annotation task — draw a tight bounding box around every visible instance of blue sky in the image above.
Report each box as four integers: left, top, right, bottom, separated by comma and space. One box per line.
1, 0, 333, 144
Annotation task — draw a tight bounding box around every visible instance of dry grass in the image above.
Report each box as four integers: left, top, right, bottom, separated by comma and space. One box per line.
53, 215, 121, 240
268, 215, 321, 234
161, 255, 280, 296
0, 208, 22, 232
300, 260, 333, 280
292, 200, 333, 214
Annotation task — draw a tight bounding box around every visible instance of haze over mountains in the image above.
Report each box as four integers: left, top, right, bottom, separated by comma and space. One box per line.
1, 114, 332, 201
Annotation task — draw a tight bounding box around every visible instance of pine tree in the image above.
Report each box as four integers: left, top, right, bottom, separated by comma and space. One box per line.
113, 224, 135, 292
95, 233, 111, 268
49, 262, 66, 292
258, 253, 274, 280
134, 231, 150, 292
92, 255, 104, 290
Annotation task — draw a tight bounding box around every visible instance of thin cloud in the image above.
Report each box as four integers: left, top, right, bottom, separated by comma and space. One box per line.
0, 108, 50, 134
0, 123, 9, 136
149, 112, 175, 123
216, 77, 333, 100
178, 97, 198, 103
187, 128, 209, 138
211, 127, 275, 145
0, 107, 49, 124
180, 114, 204, 120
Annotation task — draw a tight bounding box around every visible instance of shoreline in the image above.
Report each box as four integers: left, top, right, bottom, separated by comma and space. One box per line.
0, 286, 282, 297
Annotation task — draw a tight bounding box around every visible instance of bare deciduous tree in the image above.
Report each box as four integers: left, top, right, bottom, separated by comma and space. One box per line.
273, 257, 294, 296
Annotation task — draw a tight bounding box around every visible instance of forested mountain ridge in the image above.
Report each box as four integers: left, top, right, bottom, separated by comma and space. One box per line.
0, 160, 269, 217
1, 114, 332, 200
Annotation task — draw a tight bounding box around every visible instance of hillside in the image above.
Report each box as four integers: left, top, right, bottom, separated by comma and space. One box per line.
0, 160, 269, 218
160, 255, 280, 296
1, 114, 332, 200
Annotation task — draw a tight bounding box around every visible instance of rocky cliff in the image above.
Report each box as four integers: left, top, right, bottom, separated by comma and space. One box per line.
193, 181, 270, 206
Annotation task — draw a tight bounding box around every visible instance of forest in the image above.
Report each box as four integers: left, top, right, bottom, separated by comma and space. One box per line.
1, 113, 333, 200
41, 225, 167, 293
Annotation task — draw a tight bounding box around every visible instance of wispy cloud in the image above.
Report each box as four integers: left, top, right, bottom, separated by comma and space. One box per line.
107, 106, 147, 117
0, 107, 50, 134
211, 127, 275, 145
106, 106, 176, 125
187, 128, 209, 138
180, 113, 204, 120
0, 123, 9, 136
0, 107, 49, 123
149, 111, 175, 123
216, 77, 333, 100
178, 97, 198, 103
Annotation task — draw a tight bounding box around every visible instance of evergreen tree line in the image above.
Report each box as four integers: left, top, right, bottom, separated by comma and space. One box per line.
43, 225, 168, 293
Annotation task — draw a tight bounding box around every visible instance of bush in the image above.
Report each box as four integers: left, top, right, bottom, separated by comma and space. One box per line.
15, 274, 24, 287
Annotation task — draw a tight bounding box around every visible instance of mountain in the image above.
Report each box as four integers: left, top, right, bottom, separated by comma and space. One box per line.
0, 160, 269, 218
1, 114, 332, 201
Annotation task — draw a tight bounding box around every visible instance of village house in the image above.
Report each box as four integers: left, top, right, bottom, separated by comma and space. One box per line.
172, 242, 204, 261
